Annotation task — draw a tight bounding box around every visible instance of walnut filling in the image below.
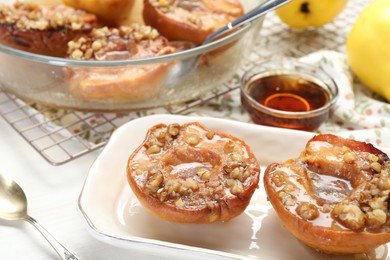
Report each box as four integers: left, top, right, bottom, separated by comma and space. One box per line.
0, 2, 95, 30
130, 123, 259, 210
67, 25, 171, 60
268, 139, 390, 232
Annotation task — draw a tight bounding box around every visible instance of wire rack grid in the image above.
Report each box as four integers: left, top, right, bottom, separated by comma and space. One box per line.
0, 0, 369, 165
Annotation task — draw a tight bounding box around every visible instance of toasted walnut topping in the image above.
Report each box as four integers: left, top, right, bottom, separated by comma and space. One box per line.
205, 131, 215, 140
271, 171, 287, 187
197, 168, 211, 181
184, 178, 199, 191
69, 49, 83, 60
332, 203, 365, 230
366, 209, 387, 229
0, 2, 94, 30
145, 170, 164, 194
91, 39, 105, 51
378, 177, 390, 190
67, 25, 164, 60
185, 134, 200, 146
278, 191, 297, 207
167, 124, 180, 137
153, 128, 166, 140
227, 179, 244, 194
343, 152, 356, 163
164, 179, 180, 194
230, 166, 244, 180
369, 185, 381, 196
370, 162, 382, 173
224, 141, 236, 154
146, 144, 161, 154
296, 202, 319, 221
175, 198, 184, 208
368, 196, 387, 211
283, 182, 296, 193
223, 161, 243, 174
368, 154, 379, 163
230, 152, 243, 162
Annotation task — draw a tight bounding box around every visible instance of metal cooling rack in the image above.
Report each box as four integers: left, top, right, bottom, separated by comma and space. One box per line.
0, 0, 368, 165
0, 79, 242, 165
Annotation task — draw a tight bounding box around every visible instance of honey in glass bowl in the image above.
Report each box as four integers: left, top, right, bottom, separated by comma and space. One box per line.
240, 59, 339, 131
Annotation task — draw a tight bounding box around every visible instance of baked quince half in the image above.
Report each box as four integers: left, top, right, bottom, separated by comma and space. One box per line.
275, 0, 348, 29
143, 0, 244, 44
264, 134, 390, 254
127, 122, 261, 223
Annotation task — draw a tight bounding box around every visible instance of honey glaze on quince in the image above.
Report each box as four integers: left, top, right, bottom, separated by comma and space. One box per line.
268, 138, 390, 232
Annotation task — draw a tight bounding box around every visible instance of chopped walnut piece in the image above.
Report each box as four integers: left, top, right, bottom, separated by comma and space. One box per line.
167, 123, 180, 137
184, 178, 199, 191
366, 209, 387, 229
229, 166, 245, 180
278, 191, 297, 207
283, 182, 296, 193
224, 141, 236, 154
205, 131, 215, 140
332, 203, 365, 230
175, 198, 184, 208
185, 134, 200, 146
271, 171, 287, 187
296, 202, 319, 221
343, 152, 356, 163
145, 170, 164, 194
146, 144, 161, 154
197, 168, 211, 181
370, 162, 382, 173
227, 179, 244, 195
368, 196, 387, 211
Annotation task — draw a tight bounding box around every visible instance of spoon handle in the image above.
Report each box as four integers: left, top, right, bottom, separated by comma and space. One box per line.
204, 0, 291, 44
25, 215, 79, 260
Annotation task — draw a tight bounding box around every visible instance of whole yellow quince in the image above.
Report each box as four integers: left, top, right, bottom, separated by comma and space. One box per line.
275, 0, 348, 29
347, 0, 390, 102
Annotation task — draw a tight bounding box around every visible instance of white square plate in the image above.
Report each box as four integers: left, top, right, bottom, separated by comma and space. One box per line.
78, 114, 390, 259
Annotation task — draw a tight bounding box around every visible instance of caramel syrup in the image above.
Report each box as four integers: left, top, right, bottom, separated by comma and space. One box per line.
248, 74, 330, 112
241, 73, 333, 131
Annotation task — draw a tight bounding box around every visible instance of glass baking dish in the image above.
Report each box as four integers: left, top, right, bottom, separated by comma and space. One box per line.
0, 0, 265, 111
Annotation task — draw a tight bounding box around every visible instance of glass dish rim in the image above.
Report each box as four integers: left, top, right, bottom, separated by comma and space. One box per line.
0, 22, 255, 68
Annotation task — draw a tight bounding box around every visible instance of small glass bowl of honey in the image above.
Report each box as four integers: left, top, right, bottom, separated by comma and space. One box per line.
240, 59, 338, 131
